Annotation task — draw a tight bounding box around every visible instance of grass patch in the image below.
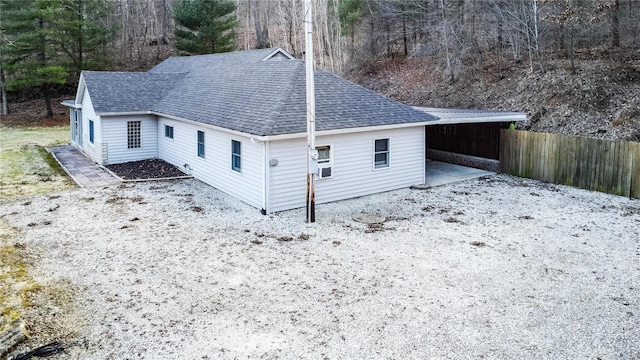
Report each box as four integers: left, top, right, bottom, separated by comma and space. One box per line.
0, 219, 41, 334
0, 125, 75, 198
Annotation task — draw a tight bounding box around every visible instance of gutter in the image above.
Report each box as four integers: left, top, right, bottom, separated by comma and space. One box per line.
424, 115, 527, 125
60, 101, 81, 109
95, 110, 441, 142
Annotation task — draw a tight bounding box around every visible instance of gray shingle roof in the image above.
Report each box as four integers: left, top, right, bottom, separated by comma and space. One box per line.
83, 48, 437, 136
82, 71, 186, 113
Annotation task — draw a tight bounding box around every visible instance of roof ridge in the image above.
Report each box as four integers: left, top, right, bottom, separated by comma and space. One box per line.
259, 61, 304, 136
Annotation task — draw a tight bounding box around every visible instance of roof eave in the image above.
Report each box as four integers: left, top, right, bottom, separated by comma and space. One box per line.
97, 111, 154, 116
61, 100, 81, 109
262, 121, 439, 140
262, 47, 295, 60
425, 115, 528, 125
115, 110, 438, 142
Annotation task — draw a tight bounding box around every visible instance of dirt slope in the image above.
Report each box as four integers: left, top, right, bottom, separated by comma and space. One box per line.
347, 56, 640, 142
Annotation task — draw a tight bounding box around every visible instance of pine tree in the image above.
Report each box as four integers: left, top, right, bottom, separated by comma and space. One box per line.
2, 0, 67, 117
173, 0, 238, 55
53, 0, 115, 79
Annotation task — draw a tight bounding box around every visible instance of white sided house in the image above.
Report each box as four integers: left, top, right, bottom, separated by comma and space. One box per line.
63, 48, 523, 213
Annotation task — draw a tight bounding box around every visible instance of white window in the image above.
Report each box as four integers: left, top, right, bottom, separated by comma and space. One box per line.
374, 138, 389, 169
89, 120, 94, 144
128, 121, 141, 149
231, 140, 241, 172
197, 131, 205, 158
165, 125, 174, 139
317, 145, 332, 178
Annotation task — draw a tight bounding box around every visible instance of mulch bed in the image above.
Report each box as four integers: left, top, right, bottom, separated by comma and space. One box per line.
106, 159, 187, 180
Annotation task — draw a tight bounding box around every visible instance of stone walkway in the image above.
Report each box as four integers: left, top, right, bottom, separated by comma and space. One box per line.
47, 145, 121, 187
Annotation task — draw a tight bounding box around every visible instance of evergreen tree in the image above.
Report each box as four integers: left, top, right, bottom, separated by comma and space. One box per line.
173, 0, 238, 55
338, 0, 363, 46
53, 0, 116, 79
2, 0, 67, 117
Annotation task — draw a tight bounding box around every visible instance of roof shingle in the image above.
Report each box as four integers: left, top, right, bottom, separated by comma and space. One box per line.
82, 48, 437, 135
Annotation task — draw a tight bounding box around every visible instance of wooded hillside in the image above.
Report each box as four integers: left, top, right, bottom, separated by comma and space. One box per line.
1, 0, 638, 140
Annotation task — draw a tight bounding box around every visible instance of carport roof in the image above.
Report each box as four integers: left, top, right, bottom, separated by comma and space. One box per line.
412, 106, 527, 125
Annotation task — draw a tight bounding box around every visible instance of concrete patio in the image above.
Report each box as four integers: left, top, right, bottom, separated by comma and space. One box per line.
47, 145, 121, 188
417, 160, 495, 188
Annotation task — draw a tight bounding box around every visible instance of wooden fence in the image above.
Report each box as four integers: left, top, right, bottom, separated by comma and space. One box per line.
500, 130, 640, 199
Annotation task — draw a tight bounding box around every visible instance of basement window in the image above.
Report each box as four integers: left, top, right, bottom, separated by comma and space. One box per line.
128, 121, 141, 149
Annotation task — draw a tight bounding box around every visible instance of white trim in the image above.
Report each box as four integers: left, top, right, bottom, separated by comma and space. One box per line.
61, 101, 81, 109
75, 74, 86, 105
97, 111, 153, 116
425, 116, 526, 125
99, 111, 434, 141
261, 47, 295, 61
97, 110, 523, 142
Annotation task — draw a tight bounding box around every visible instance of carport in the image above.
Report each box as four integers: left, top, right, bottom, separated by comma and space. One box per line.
414, 107, 527, 171
412, 107, 527, 187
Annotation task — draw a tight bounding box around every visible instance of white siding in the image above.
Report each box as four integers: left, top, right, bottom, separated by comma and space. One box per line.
157, 117, 264, 209
268, 127, 425, 213
101, 115, 158, 164
79, 89, 103, 163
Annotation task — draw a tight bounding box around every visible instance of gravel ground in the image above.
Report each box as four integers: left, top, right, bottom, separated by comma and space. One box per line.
1, 175, 639, 359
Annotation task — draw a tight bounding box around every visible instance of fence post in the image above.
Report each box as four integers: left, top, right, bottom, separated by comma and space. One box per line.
630, 142, 640, 199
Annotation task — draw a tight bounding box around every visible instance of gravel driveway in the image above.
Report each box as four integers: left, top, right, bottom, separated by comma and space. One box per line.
1, 174, 639, 359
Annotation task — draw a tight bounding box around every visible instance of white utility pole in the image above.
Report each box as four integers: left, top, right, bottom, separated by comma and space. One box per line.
304, 0, 316, 223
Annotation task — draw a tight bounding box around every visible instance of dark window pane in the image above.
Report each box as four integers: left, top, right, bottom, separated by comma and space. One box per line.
375, 139, 388, 152
375, 153, 388, 167
197, 131, 205, 157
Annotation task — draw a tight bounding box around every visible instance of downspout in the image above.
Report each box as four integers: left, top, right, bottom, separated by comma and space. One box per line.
262, 141, 270, 215
155, 115, 159, 159
423, 125, 427, 184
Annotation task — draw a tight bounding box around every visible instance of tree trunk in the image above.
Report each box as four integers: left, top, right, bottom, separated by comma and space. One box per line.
161, 0, 170, 45
43, 83, 53, 118
1, 66, 8, 115
78, 0, 83, 75
386, 22, 391, 57
402, 13, 408, 56
252, 0, 269, 48
38, 17, 54, 118
532, 0, 544, 73
441, 0, 454, 84
497, 20, 503, 80
612, 0, 620, 48
569, 25, 575, 74
370, 17, 375, 58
